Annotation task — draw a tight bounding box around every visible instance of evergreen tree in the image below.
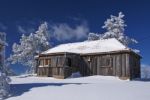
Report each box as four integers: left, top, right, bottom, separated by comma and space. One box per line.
0, 32, 10, 99
8, 22, 51, 73
88, 33, 100, 41
102, 12, 137, 46
88, 12, 138, 46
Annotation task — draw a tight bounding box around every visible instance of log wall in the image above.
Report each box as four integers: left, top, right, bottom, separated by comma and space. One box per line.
79, 52, 140, 79
37, 53, 81, 78
37, 52, 141, 79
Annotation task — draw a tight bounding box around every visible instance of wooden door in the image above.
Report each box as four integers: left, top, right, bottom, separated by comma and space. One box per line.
97, 57, 113, 76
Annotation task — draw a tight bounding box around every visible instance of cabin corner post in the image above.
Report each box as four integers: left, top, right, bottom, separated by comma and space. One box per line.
128, 52, 141, 80
125, 53, 130, 79
34, 58, 39, 74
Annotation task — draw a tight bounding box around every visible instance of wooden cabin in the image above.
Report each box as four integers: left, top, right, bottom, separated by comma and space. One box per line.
35, 38, 141, 79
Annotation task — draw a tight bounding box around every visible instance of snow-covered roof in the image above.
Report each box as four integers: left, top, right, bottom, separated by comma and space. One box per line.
42, 38, 130, 54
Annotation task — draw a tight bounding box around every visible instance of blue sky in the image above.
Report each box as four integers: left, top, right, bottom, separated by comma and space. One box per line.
0, 0, 150, 74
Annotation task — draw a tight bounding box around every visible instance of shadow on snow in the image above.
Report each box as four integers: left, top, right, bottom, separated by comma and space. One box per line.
9, 82, 87, 98
132, 78, 150, 82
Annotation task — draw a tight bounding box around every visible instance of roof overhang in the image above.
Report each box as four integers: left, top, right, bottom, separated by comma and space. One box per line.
37, 50, 141, 59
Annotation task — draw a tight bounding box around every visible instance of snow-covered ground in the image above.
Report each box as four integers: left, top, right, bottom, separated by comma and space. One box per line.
6, 76, 150, 100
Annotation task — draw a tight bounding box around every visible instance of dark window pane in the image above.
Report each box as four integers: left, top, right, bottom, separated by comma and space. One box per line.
66, 58, 71, 67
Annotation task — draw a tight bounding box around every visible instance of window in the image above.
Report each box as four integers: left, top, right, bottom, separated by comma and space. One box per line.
44, 59, 51, 66
45, 59, 49, 65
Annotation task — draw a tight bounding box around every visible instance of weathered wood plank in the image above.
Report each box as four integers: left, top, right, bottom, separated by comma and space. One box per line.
37, 52, 141, 79
126, 53, 130, 77
121, 54, 126, 77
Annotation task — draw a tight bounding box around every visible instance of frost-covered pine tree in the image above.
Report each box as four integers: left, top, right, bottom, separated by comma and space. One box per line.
0, 32, 10, 99
3, 61, 16, 76
8, 22, 51, 74
87, 33, 104, 41
102, 12, 137, 46
0, 72, 10, 99
88, 33, 100, 41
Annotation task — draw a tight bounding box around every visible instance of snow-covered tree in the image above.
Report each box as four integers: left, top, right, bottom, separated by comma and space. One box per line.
0, 32, 10, 99
0, 72, 10, 99
88, 33, 99, 41
34, 22, 50, 53
87, 12, 137, 46
87, 33, 102, 41
3, 62, 16, 76
102, 12, 137, 46
8, 22, 51, 73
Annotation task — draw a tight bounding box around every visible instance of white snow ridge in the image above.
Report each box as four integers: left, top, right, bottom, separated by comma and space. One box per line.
42, 38, 129, 54
6, 76, 150, 100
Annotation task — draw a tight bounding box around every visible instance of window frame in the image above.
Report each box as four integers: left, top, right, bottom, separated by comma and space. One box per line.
45, 59, 49, 66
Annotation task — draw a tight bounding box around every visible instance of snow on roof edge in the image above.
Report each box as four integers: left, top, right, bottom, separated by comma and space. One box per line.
41, 38, 135, 55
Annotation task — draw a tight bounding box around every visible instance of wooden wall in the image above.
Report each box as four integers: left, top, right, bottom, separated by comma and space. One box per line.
37, 55, 65, 77
37, 52, 141, 79
129, 53, 141, 79
37, 53, 81, 78
79, 53, 140, 79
